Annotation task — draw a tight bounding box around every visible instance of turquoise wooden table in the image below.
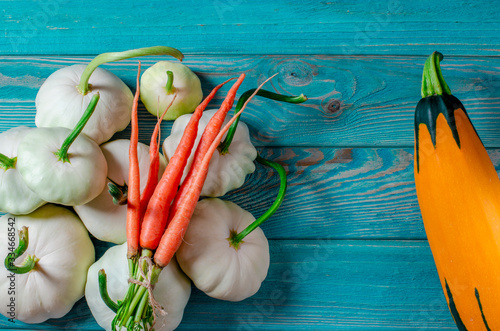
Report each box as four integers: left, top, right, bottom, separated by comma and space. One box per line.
1, 0, 499, 329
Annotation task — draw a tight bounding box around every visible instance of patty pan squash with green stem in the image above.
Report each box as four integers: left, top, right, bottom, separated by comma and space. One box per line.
17, 94, 107, 206
140, 61, 203, 120
176, 156, 287, 301
35, 46, 183, 144
0, 204, 95, 323
0, 126, 46, 215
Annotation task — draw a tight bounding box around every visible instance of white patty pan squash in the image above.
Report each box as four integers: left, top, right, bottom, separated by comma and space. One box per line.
140, 61, 203, 120
163, 109, 257, 197
0, 204, 95, 323
35, 64, 133, 145
0, 127, 46, 215
85, 243, 191, 331
16, 127, 108, 206
74, 139, 167, 244
176, 198, 270, 301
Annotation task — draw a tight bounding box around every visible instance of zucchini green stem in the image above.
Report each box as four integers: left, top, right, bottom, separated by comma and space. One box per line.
218, 89, 307, 154
229, 155, 287, 248
165, 70, 175, 95
0, 153, 16, 170
77, 46, 184, 95
4, 226, 38, 274
98, 269, 119, 313
55, 93, 100, 163
107, 177, 128, 205
421, 51, 452, 98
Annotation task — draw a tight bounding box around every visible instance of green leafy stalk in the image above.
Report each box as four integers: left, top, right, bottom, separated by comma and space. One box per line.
107, 177, 128, 205
229, 155, 287, 248
218, 89, 307, 154
77, 46, 184, 95
0, 153, 16, 170
4, 226, 38, 274
113, 250, 163, 330
55, 93, 100, 163
421, 51, 452, 98
165, 70, 175, 95
98, 269, 119, 313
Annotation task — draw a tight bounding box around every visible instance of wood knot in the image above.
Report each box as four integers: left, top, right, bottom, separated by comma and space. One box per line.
326, 99, 341, 113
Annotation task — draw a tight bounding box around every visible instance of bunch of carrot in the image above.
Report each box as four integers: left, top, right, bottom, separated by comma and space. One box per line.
108, 62, 275, 330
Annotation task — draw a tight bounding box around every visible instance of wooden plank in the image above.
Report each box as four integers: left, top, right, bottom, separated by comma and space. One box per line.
0, 240, 457, 330
2, 55, 500, 148
232, 147, 424, 240
1, 0, 500, 56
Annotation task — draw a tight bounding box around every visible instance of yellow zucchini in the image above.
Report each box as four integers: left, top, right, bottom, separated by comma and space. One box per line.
414, 52, 500, 330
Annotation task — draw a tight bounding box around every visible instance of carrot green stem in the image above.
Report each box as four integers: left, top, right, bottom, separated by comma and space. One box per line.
134, 291, 149, 323
218, 89, 307, 154
229, 155, 287, 248
4, 226, 38, 274
77, 46, 184, 95
98, 269, 119, 313
55, 93, 100, 163
107, 177, 128, 205
0, 153, 16, 170
421, 51, 452, 98
114, 250, 161, 329
165, 70, 175, 95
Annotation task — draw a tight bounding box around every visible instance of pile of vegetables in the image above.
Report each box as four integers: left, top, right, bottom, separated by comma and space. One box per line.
0, 45, 304, 330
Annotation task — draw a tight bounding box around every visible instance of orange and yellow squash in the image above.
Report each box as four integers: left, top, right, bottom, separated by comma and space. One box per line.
414, 52, 500, 330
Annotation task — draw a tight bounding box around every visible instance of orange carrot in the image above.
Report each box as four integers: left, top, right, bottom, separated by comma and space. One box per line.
169, 73, 246, 218
126, 62, 142, 259
138, 95, 177, 220
139, 77, 237, 250
153, 74, 276, 268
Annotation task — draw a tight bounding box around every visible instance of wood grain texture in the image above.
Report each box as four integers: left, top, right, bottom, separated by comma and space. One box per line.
2, 4, 499, 328
1, 0, 500, 56
0, 240, 457, 330
1, 55, 500, 148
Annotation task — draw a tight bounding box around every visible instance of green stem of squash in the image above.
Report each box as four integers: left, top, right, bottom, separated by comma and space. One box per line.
165, 70, 175, 95
218, 89, 307, 155
0, 153, 16, 170
107, 177, 128, 205
77, 46, 184, 95
421, 51, 452, 98
228, 155, 287, 249
4, 226, 38, 274
55, 93, 100, 163
98, 269, 119, 313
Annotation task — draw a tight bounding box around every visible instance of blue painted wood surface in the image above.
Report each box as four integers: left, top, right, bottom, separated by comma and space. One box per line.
1, 1, 499, 330
2, 0, 500, 56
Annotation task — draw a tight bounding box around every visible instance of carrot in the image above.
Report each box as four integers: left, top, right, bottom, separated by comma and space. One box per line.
139, 77, 237, 250
138, 95, 177, 220
153, 73, 276, 268
126, 62, 142, 259
168, 73, 246, 218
